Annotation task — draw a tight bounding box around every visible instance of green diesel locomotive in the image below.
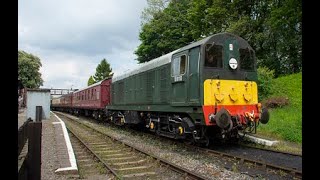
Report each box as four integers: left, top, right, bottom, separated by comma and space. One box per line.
106, 32, 269, 145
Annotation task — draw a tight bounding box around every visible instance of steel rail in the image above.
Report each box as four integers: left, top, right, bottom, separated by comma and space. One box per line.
58, 112, 302, 179
60, 114, 209, 180
65, 123, 120, 178
189, 145, 302, 178
239, 143, 302, 157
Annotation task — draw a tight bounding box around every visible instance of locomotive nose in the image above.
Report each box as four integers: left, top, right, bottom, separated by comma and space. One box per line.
260, 107, 269, 124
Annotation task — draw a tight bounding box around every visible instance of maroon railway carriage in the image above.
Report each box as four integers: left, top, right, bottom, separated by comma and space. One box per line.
51, 93, 73, 112
72, 78, 111, 119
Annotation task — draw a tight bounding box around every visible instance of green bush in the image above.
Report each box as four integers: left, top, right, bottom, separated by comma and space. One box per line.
262, 96, 289, 108
257, 67, 275, 101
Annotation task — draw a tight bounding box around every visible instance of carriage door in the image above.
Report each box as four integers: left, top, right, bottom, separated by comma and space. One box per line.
187, 46, 200, 104
171, 51, 188, 105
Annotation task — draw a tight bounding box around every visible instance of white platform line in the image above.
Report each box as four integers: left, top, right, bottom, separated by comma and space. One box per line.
51, 111, 78, 173
239, 132, 279, 146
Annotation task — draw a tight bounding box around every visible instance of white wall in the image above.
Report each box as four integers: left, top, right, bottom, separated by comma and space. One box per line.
26, 90, 51, 121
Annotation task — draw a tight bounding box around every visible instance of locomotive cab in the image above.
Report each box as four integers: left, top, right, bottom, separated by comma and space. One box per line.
199, 33, 269, 143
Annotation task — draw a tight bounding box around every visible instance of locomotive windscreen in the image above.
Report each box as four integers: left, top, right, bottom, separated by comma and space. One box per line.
205, 44, 223, 68
239, 48, 255, 71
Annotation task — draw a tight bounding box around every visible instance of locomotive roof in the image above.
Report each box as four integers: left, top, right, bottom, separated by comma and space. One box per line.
112, 33, 248, 82
112, 50, 178, 82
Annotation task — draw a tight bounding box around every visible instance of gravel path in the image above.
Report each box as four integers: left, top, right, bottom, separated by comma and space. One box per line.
19, 110, 72, 179
41, 114, 74, 180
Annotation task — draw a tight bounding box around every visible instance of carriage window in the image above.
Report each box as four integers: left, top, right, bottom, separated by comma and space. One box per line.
91, 89, 93, 99
172, 55, 187, 76
205, 44, 223, 68
240, 48, 254, 70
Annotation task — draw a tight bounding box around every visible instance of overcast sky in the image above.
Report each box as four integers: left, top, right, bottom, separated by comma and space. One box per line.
18, 0, 147, 89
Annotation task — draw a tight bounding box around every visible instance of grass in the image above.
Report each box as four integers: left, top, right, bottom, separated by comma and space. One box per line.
257, 72, 302, 143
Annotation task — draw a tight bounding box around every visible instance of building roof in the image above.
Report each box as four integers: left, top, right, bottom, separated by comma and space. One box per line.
27, 88, 51, 92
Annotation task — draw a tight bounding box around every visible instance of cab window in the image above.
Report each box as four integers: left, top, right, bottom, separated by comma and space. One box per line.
205, 44, 223, 68
240, 48, 255, 71
172, 55, 187, 76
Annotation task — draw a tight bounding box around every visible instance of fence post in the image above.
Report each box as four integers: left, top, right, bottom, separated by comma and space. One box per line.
27, 122, 42, 180
18, 119, 32, 180
18, 118, 32, 157
35, 106, 42, 122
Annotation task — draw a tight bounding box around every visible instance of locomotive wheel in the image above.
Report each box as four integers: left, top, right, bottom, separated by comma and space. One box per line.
204, 136, 210, 147
184, 135, 195, 145
198, 136, 210, 147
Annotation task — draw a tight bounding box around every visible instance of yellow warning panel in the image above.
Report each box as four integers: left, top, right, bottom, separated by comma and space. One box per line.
204, 79, 258, 106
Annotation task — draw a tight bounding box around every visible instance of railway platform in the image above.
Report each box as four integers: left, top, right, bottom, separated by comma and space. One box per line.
18, 108, 79, 179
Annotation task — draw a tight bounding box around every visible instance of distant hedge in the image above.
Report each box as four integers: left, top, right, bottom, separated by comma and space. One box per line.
257, 67, 275, 101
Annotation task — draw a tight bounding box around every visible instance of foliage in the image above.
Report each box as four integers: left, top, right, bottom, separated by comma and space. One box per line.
87, 76, 95, 86
257, 66, 275, 101
135, 0, 194, 63
136, 0, 302, 77
262, 96, 289, 108
258, 0, 302, 76
141, 0, 170, 25
18, 50, 44, 88
257, 72, 302, 143
93, 59, 113, 82
269, 72, 301, 109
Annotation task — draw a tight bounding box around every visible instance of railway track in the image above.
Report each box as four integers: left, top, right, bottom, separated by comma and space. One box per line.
60, 113, 208, 180
57, 111, 302, 179
99, 117, 302, 178
68, 132, 114, 179
189, 143, 302, 179
239, 143, 302, 157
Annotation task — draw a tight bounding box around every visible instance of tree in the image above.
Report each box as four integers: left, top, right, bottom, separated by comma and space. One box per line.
18, 50, 44, 88
87, 75, 95, 86
136, 0, 302, 77
135, 0, 194, 63
265, 0, 302, 76
141, 0, 170, 25
93, 59, 113, 82
135, 0, 236, 63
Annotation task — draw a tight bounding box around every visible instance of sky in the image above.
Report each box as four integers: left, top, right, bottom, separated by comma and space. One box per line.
18, 0, 148, 90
